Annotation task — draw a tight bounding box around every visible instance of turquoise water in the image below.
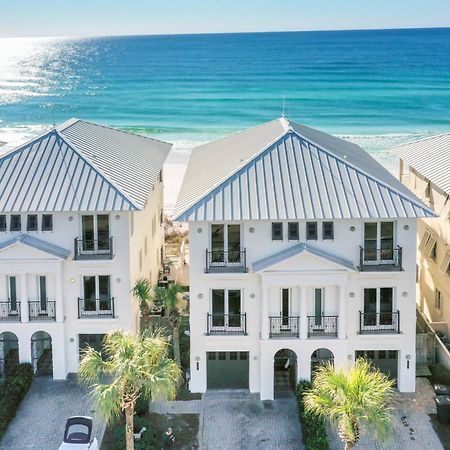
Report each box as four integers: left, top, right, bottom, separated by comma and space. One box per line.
1, 28, 450, 160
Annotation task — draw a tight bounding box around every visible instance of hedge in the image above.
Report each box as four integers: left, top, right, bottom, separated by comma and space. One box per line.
429, 363, 450, 385
296, 380, 329, 450
0, 363, 34, 439
110, 416, 159, 450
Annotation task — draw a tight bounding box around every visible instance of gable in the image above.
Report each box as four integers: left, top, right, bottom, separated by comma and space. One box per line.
0, 240, 70, 261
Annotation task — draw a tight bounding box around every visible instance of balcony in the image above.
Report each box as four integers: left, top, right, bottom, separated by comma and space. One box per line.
28, 301, 56, 321
359, 246, 402, 271
269, 317, 300, 338
74, 238, 114, 260
206, 313, 247, 335
78, 298, 115, 318
0, 301, 21, 321
205, 250, 247, 273
307, 316, 338, 337
359, 311, 400, 334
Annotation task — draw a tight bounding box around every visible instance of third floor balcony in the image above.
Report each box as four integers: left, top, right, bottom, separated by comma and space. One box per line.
74, 237, 114, 260
205, 249, 247, 273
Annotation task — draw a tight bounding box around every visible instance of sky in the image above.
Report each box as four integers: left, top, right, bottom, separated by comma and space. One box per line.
1, 0, 450, 38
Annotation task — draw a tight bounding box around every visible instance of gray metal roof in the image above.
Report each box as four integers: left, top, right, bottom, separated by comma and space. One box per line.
175, 118, 434, 221
253, 242, 356, 272
0, 234, 71, 259
392, 133, 450, 195
0, 119, 171, 212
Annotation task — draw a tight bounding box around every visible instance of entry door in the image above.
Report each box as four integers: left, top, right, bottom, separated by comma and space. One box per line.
363, 288, 393, 327
210, 224, 241, 264
8, 276, 17, 312
313, 288, 324, 327
281, 288, 290, 327
211, 289, 241, 328
83, 275, 111, 312
38, 276, 47, 311
364, 222, 394, 263
81, 215, 110, 252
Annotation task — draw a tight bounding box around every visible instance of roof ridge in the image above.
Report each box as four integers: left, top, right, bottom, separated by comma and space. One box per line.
174, 124, 290, 219
59, 118, 173, 147
390, 131, 450, 151
288, 127, 435, 216
54, 129, 140, 211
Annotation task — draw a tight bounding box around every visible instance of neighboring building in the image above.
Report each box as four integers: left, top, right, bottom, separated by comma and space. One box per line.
0, 119, 171, 378
393, 135, 450, 357
174, 117, 434, 400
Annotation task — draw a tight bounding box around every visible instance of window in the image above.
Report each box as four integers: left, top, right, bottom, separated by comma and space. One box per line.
208, 352, 216, 360
322, 222, 334, 240
144, 236, 148, 255
378, 350, 386, 359
82, 275, 111, 312
314, 288, 324, 326
159, 170, 163, 183
0, 215, 6, 232
27, 214, 38, 231
211, 289, 242, 328
419, 230, 437, 258
139, 249, 143, 272
388, 350, 397, 359
160, 209, 164, 225
363, 222, 394, 262
306, 222, 318, 240
8, 276, 18, 311
229, 352, 238, 360
435, 288, 442, 311
363, 287, 394, 326
10, 215, 21, 231
239, 352, 248, 360
42, 214, 53, 231
288, 222, 299, 240
218, 352, 226, 361
425, 180, 431, 198
272, 222, 283, 240
431, 242, 437, 261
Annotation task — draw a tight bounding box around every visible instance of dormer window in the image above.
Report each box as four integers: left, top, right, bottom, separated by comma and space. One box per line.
306, 222, 318, 240
288, 222, 299, 241
27, 214, 38, 231
272, 223, 283, 241
42, 214, 53, 231
0, 215, 6, 232
10, 215, 21, 232
322, 222, 334, 240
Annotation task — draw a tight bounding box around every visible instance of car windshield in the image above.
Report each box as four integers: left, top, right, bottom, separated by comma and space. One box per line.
66, 423, 90, 443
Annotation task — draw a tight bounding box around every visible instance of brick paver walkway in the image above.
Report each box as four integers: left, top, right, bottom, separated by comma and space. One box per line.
328, 378, 444, 450
0, 377, 106, 450
201, 391, 304, 450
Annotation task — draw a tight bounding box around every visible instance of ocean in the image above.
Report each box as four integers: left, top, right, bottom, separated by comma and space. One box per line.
1, 28, 450, 207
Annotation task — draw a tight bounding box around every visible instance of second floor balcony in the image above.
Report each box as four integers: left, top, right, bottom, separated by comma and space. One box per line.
206, 313, 247, 335
205, 249, 247, 273
28, 300, 56, 321
74, 237, 114, 260
0, 301, 21, 321
307, 316, 338, 337
359, 311, 400, 334
78, 297, 115, 318
269, 316, 300, 338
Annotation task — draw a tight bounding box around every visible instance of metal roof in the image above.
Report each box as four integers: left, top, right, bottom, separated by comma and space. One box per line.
0, 234, 71, 259
0, 119, 171, 212
392, 133, 450, 195
253, 242, 356, 272
175, 118, 434, 221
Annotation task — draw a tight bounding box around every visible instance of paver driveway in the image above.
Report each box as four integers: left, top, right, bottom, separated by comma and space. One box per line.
0, 377, 105, 450
200, 391, 304, 450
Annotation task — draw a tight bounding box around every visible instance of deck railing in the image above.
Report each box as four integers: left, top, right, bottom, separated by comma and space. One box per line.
359, 311, 400, 334
207, 313, 247, 334
269, 316, 300, 338
307, 316, 338, 337
205, 249, 247, 273
359, 246, 402, 271
28, 301, 56, 321
0, 301, 21, 321
74, 237, 113, 260
78, 298, 115, 318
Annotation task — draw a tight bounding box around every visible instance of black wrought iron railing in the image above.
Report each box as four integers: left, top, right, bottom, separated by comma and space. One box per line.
28, 301, 56, 321
269, 316, 300, 338
359, 311, 400, 334
205, 249, 247, 273
207, 313, 247, 334
307, 316, 338, 337
74, 237, 113, 260
78, 298, 115, 318
359, 246, 402, 271
0, 301, 21, 321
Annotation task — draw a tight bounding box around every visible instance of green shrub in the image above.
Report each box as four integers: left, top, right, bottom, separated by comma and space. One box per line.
296, 380, 329, 450
429, 363, 450, 385
0, 363, 33, 439
135, 394, 149, 416
110, 416, 159, 450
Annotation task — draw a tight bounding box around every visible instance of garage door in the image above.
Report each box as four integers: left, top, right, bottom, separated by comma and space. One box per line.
356, 350, 398, 382
207, 351, 249, 389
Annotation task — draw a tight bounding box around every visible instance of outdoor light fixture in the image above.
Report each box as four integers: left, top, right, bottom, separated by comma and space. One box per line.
350, 226, 356, 232
347, 354, 353, 360
250, 293, 255, 298
403, 224, 409, 230
69, 338, 74, 343
249, 227, 255, 233
70, 278, 75, 284
197, 228, 202, 233
349, 292, 355, 298
115, 214, 120, 220
197, 293, 203, 299
68, 216, 74, 221
402, 291, 408, 297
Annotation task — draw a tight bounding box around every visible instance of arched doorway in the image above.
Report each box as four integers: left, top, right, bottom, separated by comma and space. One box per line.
274, 348, 297, 397
311, 348, 334, 378
31, 331, 52, 377
0, 332, 19, 377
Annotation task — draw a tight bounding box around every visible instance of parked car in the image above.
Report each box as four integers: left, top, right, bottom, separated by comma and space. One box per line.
58, 416, 99, 450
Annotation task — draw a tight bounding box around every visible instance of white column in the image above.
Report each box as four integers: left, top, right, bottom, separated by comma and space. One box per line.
20, 274, 29, 322
55, 271, 64, 323
338, 285, 346, 339
299, 286, 308, 340
18, 334, 32, 364
261, 286, 269, 340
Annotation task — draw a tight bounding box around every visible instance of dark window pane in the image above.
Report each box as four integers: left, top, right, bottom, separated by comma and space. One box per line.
212, 290, 225, 326
388, 350, 397, 359
378, 351, 386, 359
272, 222, 283, 240
0, 215, 6, 231
10, 215, 21, 231
227, 224, 241, 262
364, 223, 377, 261
288, 222, 299, 240
229, 352, 238, 360
27, 214, 38, 231
239, 352, 248, 360
97, 215, 110, 250
211, 224, 224, 262
9, 276, 17, 309
322, 222, 334, 240
363, 288, 377, 326
314, 288, 323, 325
83, 276, 96, 299
306, 222, 317, 240
42, 214, 53, 231
208, 352, 216, 360
218, 352, 226, 360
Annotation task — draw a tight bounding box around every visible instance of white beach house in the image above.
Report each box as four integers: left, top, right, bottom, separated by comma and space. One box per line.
394, 135, 450, 368
174, 117, 435, 400
0, 119, 170, 379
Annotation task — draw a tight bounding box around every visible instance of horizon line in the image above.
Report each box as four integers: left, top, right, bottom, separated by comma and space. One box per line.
1, 25, 450, 40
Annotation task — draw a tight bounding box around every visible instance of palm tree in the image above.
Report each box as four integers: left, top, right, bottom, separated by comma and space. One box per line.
79, 330, 181, 450
304, 358, 394, 450
154, 284, 183, 367
132, 278, 153, 332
